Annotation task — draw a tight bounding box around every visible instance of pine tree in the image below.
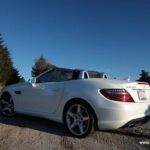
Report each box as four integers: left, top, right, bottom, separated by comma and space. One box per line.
0, 35, 13, 85
32, 56, 55, 77
6, 68, 20, 85
0, 33, 4, 47
138, 70, 150, 84
0, 34, 24, 86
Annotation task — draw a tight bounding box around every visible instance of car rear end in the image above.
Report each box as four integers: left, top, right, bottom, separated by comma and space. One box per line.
96, 80, 150, 130
121, 82, 150, 127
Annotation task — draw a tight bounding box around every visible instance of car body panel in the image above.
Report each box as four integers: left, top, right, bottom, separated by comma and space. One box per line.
0, 70, 150, 130
2, 82, 65, 114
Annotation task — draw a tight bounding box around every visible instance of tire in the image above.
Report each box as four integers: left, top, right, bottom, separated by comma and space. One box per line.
64, 101, 94, 138
0, 94, 16, 117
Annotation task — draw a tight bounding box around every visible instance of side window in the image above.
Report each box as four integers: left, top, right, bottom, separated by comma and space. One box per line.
36, 70, 61, 83
36, 68, 74, 83
59, 69, 73, 81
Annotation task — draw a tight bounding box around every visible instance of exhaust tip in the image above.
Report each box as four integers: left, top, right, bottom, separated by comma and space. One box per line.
128, 124, 135, 128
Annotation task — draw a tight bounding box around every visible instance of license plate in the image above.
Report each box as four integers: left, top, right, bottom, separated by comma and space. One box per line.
138, 90, 147, 100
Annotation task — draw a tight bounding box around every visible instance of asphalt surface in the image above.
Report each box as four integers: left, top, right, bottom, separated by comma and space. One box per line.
0, 113, 150, 150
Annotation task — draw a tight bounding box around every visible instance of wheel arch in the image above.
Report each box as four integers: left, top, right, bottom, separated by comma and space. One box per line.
63, 97, 98, 128
0, 91, 11, 99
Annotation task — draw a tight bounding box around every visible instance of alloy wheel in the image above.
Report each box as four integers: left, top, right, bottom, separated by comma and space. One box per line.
0, 95, 15, 117
66, 103, 91, 137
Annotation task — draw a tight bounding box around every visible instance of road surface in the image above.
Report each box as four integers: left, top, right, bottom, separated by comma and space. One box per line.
0, 114, 149, 150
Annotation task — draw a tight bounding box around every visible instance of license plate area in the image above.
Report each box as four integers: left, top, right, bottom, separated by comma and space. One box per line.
137, 90, 147, 100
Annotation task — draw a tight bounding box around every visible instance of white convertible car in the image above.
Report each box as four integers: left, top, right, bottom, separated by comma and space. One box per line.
0, 67, 150, 137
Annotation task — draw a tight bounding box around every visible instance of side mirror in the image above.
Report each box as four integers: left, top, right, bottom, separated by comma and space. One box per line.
30, 77, 36, 84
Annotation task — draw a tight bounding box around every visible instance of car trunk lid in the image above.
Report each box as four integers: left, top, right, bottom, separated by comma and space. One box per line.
122, 82, 150, 103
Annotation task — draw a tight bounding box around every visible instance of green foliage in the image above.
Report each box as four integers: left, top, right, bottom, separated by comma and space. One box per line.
0, 33, 4, 47
138, 70, 150, 84
32, 56, 56, 77
0, 34, 25, 86
6, 68, 21, 85
0, 36, 13, 85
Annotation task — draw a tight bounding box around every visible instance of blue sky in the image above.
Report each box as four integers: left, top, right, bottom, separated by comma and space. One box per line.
0, 0, 150, 80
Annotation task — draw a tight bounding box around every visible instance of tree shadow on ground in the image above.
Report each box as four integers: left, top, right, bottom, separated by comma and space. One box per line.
101, 128, 150, 140
0, 113, 72, 137
0, 106, 150, 139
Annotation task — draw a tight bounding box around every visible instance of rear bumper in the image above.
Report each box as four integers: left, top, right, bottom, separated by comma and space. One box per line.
96, 101, 150, 130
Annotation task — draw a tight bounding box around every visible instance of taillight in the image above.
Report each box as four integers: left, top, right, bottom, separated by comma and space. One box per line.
100, 89, 134, 102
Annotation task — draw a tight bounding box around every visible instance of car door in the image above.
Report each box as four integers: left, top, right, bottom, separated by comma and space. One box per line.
17, 69, 67, 114
29, 81, 65, 114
